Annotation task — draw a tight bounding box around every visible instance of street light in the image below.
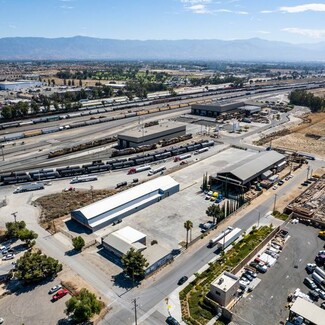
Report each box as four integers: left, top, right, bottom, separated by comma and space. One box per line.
306, 166, 311, 181
257, 210, 261, 227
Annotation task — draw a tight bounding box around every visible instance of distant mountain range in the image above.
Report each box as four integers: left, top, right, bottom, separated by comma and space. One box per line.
0, 36, 324, 61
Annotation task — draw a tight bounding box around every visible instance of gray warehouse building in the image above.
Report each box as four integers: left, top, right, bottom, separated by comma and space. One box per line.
191, 100, 260, 117
71, 176, 180, 232
211, 151, 286, 189
118, 121, 186, 148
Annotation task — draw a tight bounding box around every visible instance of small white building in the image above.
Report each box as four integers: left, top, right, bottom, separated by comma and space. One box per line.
0, 80, 42, 90
209, 272, 239, 307
102, 226, 147, 257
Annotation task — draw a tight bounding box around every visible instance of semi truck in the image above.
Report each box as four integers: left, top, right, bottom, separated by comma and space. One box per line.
70, 175, 98, 184
174, 154, 191, 162
216, 227, 241, 250
315, 267, 325, 279
208, 226, 233, 248
128, 165, 151, 174
13, 182, 44, 194
148, 166, 166, 176
194, 147, 209, 155
312, 272, 325, 286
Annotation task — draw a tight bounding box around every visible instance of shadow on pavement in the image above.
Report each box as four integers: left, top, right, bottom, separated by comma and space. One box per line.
65, 219, 92, 235
6, 277, 55, 296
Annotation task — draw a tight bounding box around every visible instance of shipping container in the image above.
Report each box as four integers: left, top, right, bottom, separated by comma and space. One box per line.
24, 129, 42, 137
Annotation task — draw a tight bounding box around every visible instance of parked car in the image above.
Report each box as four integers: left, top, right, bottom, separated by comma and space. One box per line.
321, 302, 325, 309
304, 277, 317, 290
63, 187, 75, 192
52, 288, 69, 301
239, 278, 250, 287
272, 185, 278, 190
0, 317, 3, 324
244, 268, 257, 278
48, 284, 62, 294
249, 261, 259, 269
278, 180, 284, 186
256, 264, 268, 273
166, 316, 180, 325
2, 253, 14, 260
178, 276, 188, 285
242, 273, 253, 282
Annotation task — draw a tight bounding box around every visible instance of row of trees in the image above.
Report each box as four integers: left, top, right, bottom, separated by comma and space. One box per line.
289, 89, 324, 112
190, 75, 245, 87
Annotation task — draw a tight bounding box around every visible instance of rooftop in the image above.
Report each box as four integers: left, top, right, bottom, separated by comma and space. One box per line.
211, 272, 239, 292
216, 151, 285, 183
118, 121, 185, 138
290, 297, 325, 324
113, 226, 146, 244
72, 175, 179, 222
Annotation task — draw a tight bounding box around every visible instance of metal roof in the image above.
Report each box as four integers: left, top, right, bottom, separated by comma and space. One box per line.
72, 176, 179, 222
217, 151, 285, 184
290, 297, 325, 324
113, 226, 146, 244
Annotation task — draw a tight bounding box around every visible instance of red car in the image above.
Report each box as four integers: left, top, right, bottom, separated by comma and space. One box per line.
52, 288, 69, 301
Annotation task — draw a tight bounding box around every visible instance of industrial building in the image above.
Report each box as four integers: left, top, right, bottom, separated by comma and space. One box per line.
211, 151, 286, 190
102, 226, 174, 277
117, 121, 186, 148
288, 297, 325, 325
209, 272, 239, 307
0, 80, 42, 90
191, 100, 261, 117
71, 176, 180, 232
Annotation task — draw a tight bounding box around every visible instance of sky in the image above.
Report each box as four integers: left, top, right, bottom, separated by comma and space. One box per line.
0, 0, 325, 43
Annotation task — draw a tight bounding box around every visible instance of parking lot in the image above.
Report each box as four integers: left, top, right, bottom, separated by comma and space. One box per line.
232, 222, 324, 325
0, 277, 70, 325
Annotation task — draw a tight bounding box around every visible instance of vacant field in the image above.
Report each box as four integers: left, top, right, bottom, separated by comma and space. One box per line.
48, 77, 105, 87
310, 87, 325, 98
272, 112, 325, 157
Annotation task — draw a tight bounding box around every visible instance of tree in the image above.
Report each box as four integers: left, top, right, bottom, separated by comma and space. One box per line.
206, 204, 223, 225
14, 251, 62, 284
121, 248, 149, 283
65, 288, 103, 323
72, 236, 85, 251
17, 228, 38, 247
31, 100, 40, 114
184, 220, 193, 249
5, 221, 26, 238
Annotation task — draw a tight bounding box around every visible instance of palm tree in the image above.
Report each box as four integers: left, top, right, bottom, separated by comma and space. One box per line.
206, 205, 223, 225
184, 220, 193, 249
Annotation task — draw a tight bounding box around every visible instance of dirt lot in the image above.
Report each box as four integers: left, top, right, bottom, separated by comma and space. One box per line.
310, 87, 325, 98
272, 112, 325, 157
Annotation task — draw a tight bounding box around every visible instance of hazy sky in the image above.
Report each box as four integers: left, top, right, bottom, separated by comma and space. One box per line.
1, 0, 325, 43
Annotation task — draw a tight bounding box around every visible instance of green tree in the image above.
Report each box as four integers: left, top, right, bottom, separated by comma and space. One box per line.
72, 236, 85, 251
65, 288, 103, 323
121, 248, 149, 283
206, 204, 223, 225
17, 228, 38, 247
184, 220, 193, 249
5, 221, 26, 238
31, 100, 40, 114
14, 251, 62, 284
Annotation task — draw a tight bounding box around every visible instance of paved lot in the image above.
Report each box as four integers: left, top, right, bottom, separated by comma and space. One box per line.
94, 148, 257, 250
232, 222, 324, 325
0, 277, 70, 325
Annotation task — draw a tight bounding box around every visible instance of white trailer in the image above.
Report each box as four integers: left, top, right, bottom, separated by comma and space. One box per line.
174, 154, 191, 162
315, 267, 325, 279
312, 272, 325, 285
148, 166, 166, 176
216, 228, 241, 250
70, 175, 98, 184
194, 147, 209, 155
208, 226, 233, 248
13, 182, 44, 194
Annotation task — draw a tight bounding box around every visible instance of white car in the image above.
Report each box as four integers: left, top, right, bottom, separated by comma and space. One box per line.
48, 284, 62, 294
239, 279, 250, 288
2, 253, 14, 260
272, 185, 278, 190
315, 288, 325, 300
0, 317, 4, 324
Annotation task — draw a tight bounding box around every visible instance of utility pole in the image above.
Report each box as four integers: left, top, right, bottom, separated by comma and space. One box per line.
132, 298, 138, 325
11, 211, 18, 223
273, 194, 278, 213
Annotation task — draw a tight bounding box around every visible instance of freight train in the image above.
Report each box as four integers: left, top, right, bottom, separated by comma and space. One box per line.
0, 140, 214, 185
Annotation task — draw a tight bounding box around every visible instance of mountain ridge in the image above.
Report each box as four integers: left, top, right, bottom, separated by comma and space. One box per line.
0, 36, 324, 61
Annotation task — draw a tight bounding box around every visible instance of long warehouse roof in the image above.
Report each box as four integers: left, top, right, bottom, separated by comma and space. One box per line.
73, 175, 179, 221
217, 151, 285, 183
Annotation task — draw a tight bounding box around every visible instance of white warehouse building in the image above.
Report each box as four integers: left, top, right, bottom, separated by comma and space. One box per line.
0, 80, 42, 90
71, 176, 180, 232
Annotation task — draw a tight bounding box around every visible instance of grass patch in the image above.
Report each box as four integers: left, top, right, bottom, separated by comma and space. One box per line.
180, 225, 274, 324
272, 210, 289, 221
